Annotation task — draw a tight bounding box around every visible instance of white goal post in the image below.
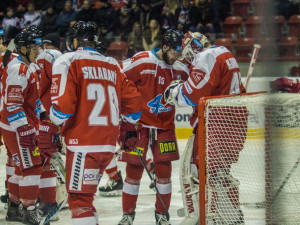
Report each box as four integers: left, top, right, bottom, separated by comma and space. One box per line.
197, 92, 300, 224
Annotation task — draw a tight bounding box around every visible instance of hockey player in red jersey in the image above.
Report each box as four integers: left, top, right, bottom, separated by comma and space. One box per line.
164, 31, 248, 224
37, 21, 143, 225
0, 30, 49, 225
117, 29, 189, 225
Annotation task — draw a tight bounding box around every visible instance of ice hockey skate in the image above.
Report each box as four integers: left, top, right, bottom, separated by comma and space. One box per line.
155, 210, 171, 225
99, 170, 123, 196
6, 199, 23, 222
118, 212, 135, 225
39, 202, 59, 221
23, 203, 50, 225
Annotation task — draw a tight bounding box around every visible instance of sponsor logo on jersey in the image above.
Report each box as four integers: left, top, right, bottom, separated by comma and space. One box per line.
32, 147, 40, 156
184, 183, 195, 213
82, 66, 117, 84
69, 139, 78, 145
128, 147, 144, 156
159, 141, 176, 154
12, 153, 20, 166
7, 111, 26, 124
190, 69, 206, 85
184, 82, 193, 94
148, 94, 172, 115
70, 152, 84, 191
7, 85, 23, 104
83, 169, 101, 185
51, 75, 61, 96
21, 148, 32, 168
7, 105, 21, 112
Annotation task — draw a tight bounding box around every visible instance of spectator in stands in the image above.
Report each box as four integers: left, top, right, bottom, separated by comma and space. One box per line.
75, 0, 95, 22
219, 0, 231, 22
275, 0, 299, 20
23, 1, 41, 26
195, 0, 221, 35
160, 5, 174, 33
56, 0, 77, 37
135, 0, 158, 30
174, 0, 198, 33
150, 0, 165, 13
15, 0, 28, 19
127, 21, 144, 57
142, 19, 163, 51
94, 0, 117, 44
109, 0, 130, 11
52, 0, 66, 12
41, 3, 58, 35
2, 7, 19, 30
116, 6, 134, 41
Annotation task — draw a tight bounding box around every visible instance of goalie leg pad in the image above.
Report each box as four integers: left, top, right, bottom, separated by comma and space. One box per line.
208, 169, 244, 224
180, 135, 199, 224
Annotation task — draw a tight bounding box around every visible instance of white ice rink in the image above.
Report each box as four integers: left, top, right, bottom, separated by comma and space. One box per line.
0, 139, 189, 225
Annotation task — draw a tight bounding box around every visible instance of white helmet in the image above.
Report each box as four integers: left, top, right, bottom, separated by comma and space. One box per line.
180, 31, 209, 63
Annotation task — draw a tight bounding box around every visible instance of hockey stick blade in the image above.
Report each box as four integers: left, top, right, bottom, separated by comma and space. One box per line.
40, 196, 68, 225
135, 147, 168, 213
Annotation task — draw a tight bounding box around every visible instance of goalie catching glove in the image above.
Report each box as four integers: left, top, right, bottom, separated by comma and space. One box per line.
38, 120, 61, 158
164, 79, 183, 106
119, 121, 142, 152
17, 124, 37, 148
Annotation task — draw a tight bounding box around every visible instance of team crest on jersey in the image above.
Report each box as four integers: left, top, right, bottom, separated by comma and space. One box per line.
191, 69, 206, 85
147, 94, 172, 115
130, 52, 149, 63
7, 85, 23, 104
159, 141, 177, 154
51, 75, 61, 96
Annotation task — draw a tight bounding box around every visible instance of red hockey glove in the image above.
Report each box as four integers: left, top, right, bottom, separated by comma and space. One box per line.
119, 122, 142, 152
17, 124, 37, 148
38, 120, 60, 158
273, 77, 300, 93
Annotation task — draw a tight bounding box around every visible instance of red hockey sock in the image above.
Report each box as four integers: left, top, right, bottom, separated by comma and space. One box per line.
106, 166, 119, 180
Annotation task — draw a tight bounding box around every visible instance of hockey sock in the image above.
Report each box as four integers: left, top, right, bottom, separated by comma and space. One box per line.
106, 166, 119, 180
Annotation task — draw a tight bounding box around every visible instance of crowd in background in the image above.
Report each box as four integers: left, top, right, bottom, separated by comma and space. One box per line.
0, 0, 299, 57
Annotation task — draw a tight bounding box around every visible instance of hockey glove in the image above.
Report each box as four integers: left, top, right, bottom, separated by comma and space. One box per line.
164, 79, 183, 106
119, 121, 142, 152
38, 120, 60, 158
273, 77, 300, 93
17, 124, 37, 148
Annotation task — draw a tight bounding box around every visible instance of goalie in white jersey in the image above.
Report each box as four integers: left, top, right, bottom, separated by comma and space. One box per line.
164, 32, 248, 224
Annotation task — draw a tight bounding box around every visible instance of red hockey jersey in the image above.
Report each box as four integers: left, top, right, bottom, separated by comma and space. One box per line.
121, 49, 189, 129
50, 47, 142, 152
176, 46, 245, 127
36, 49, 62, 114
0, 56, 41, 131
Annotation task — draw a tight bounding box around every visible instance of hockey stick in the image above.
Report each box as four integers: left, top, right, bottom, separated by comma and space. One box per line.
135, 147, 168, 213
2, 39, 15, 68
40, 195, 68, 225
271, 154, 300, 203
244, 44, 261, 92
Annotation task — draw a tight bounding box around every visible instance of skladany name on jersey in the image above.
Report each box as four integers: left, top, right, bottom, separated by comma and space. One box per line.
82, 66, 117, 84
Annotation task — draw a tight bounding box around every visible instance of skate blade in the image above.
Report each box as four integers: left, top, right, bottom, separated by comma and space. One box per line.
99, 190, 122, 197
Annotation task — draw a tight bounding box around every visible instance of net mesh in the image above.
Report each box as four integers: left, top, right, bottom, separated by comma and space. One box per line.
201, 93, 300, 224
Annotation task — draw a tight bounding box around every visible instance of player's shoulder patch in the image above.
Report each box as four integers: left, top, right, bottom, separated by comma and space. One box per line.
18, 62, 28, 77
131, 52, 150, 63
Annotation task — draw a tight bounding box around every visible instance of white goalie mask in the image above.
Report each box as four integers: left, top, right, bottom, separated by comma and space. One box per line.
180, 31, 209, 63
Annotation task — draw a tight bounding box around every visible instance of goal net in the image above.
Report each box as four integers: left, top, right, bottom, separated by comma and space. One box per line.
198, 92, 300, 225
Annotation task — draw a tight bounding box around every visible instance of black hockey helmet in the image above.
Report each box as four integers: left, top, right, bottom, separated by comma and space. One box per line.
14, 30, 41, 51
66, 21, 97, 50
23, 25, 43, 38
162, 29, 184, 52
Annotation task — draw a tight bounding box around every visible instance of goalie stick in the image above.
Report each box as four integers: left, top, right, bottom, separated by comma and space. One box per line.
135, 147, 168, 213
244, 44, 261, 92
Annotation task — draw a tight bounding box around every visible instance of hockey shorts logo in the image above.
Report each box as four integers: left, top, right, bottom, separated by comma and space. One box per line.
7, 85, 23, 104
128, 147, 144, 156
32, 147, 40, 156
12, 153, 21, 166
159, 141, 177, 154
83, 169, 101, 185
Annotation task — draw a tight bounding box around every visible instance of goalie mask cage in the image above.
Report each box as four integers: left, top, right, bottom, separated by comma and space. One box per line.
198, 92, 300, 225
